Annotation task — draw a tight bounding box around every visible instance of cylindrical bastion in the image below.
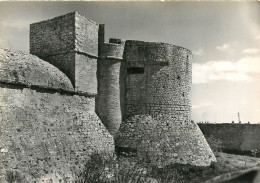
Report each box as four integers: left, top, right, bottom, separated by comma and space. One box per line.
115, 40, 216, 167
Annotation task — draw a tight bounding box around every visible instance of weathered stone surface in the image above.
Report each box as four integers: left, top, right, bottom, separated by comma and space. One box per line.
75, 12, 99, 57
99, 42, 125, 60
97, 58, 122, 135
0, 48, 73, 91
97, 41, 125, 135
40, 52, 75, 85
116, 115, 216, 167
30, 12, 99, 95
30, 12, 75, 58
123, 40, 192, 117
75, 53, 97, 95
30, 12, 99, 57
115, 40, 216, 166
0, 86, 114, 183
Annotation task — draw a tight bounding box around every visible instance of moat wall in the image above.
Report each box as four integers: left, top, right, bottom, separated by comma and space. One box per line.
199, 124, 260, 153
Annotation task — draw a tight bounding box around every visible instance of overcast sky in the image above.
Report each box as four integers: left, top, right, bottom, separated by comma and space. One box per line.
0, 1, 260, 123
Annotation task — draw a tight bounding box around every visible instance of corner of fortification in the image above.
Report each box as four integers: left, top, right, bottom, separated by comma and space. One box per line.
30, 12, 100, 95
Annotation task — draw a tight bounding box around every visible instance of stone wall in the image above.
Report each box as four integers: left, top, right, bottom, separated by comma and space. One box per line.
123, 41, 192, 118
116, 40, 216, 167
0, 48, 73, 92
0, 86, 114, 183
199, 123, 260, 152
30, 12, 100, 95
30, 12, 75, 58
116, 115, 216, 167
75, 54, 97, 94
0, 48, 114, 183
75, 12, 99, 57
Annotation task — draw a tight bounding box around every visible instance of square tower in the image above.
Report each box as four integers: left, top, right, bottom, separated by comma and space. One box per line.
30, 12, 104, 95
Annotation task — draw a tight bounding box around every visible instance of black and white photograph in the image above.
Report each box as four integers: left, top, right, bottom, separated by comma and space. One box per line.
0, 1, 260, 183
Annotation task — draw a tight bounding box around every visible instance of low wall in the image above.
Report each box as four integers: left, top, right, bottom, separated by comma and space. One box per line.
198, 123, 260, 153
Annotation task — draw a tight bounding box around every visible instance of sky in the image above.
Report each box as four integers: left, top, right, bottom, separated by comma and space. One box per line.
0, 1, 260, 123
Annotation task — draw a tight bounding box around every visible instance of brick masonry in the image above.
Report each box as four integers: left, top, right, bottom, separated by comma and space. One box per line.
0, 48, 114, 183
116, 115, 216, 167
115, 40, 216, 166
30, 12, 100, 95
96, 41, 125, 135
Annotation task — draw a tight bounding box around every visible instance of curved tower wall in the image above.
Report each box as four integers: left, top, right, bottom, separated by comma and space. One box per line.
97, 40, 125, 135
116, 40, 216, 167
124, 41, 192, 120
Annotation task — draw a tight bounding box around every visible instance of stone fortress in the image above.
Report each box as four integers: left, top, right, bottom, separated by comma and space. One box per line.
0, 12, 216, 182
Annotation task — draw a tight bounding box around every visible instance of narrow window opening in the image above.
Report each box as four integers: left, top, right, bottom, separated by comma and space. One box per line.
127, 67, 145, 74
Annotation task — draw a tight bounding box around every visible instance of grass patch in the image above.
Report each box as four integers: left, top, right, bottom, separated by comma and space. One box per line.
75, 152, 260, 183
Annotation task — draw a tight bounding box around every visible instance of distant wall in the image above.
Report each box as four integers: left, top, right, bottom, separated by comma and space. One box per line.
198, 124, 260, 152
0, 86, 114, 183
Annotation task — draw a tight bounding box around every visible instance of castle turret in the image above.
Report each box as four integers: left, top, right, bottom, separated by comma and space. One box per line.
96, 38, 125, 135
30, 12, 103, 95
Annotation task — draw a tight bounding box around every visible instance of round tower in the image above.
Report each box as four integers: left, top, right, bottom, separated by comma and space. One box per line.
96, 39, 125, 135
123, 40, 192, 118
116, 40, 216, 167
